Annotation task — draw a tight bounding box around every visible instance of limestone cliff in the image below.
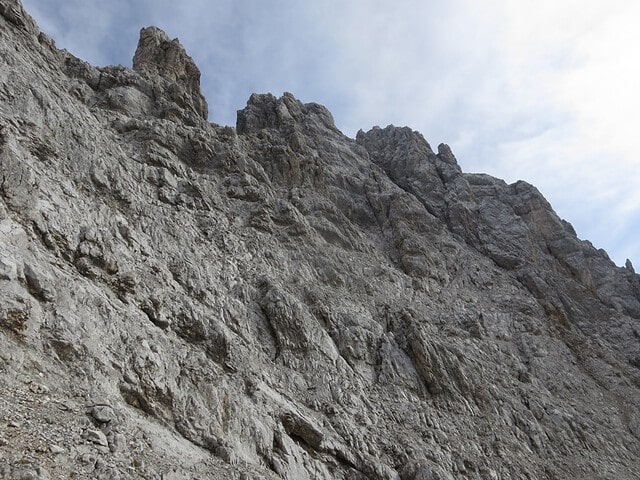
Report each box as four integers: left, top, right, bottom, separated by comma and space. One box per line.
1, 1, 640, 478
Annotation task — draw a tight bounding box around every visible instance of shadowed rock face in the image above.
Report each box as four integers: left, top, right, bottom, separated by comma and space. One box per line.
1, 1, 640, 479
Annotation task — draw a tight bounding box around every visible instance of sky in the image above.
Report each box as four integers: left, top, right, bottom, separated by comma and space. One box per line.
21, 0, 639, 267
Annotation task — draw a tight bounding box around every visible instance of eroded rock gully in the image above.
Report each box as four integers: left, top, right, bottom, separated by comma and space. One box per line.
1, 1, 640, 478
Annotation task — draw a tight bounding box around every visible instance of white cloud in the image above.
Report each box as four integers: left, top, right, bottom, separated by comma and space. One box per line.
481, 1, 640, 266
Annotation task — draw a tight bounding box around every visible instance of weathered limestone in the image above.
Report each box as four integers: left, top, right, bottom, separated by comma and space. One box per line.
1, 1, 640, 478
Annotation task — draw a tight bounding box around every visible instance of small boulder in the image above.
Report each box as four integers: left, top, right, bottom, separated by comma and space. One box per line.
83, 428, 108, 447
23, 262, 56, 301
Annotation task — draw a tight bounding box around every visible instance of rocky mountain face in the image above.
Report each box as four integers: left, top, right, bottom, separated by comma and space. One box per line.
1, 1, 640, 478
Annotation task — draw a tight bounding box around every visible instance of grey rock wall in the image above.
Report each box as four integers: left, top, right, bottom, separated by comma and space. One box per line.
1, 1, 640, 478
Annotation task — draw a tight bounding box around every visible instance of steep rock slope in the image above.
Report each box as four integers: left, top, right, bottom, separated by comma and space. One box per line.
1, 1, 640, 479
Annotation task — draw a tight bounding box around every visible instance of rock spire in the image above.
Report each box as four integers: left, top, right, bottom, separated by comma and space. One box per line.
133, 26, 208, 119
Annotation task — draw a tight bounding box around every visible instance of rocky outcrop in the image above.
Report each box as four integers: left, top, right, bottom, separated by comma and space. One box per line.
358, 125, 640, 358
133, 26, 208, 120
0, 0, 35, 30
1, 1, 640, 478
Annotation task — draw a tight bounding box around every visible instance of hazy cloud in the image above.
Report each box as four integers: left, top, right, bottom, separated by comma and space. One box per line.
21, 0, 639, 266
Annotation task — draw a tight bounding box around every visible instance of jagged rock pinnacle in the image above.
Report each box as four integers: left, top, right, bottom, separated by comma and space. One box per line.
626, 258, 636, 273
133, 26, 208, 119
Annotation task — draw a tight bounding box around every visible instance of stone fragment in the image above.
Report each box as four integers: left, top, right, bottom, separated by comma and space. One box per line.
0, 254, 17, 280
109, 432, 126, 453
23, 262, 56, 301
281, 411, 324, 449
49, 444, 64, 454
59, 400, 76, 411
28, 382, 49, 394
90, 404, 117, 424
83, 428, 108, 447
